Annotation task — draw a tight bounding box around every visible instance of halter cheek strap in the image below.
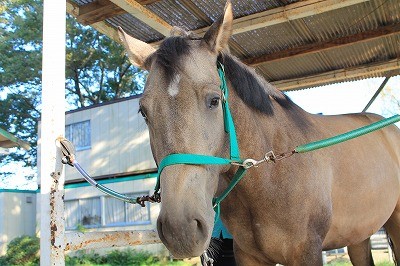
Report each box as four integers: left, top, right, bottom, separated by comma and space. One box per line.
154, 63, 247, 213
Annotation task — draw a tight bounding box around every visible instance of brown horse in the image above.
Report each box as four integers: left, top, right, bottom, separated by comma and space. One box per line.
118, 2, 400, 265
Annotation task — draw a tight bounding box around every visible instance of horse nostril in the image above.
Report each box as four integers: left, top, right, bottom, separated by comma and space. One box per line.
157, 218, 167, 244
193, 218, 208, 240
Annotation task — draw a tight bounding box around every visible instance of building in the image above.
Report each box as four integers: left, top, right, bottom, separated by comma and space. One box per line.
0, 128, 35, 255
0, 189, 37, 255
37, 95, 167, 255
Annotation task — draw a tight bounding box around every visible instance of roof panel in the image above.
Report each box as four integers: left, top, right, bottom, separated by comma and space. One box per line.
233, 23, 307, 59
190, 0, 299, 22
146, 0, 208, 30
300, 0, 400, 42
67, 0, 400, 90
258, 53, 331, 82
258, 33, 400, 82
106, 13, 164, 42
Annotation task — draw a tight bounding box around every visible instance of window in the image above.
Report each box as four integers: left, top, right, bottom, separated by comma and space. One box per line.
65, 192, 150, 230
65, 197, 101, 229
65, 120, 91, 151
105, 192, 150, 226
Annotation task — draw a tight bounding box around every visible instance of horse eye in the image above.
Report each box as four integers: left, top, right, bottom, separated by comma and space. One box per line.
208, 97, 220, 109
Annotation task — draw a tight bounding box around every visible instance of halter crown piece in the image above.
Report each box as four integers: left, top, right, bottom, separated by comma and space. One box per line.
154, 62, 248, 218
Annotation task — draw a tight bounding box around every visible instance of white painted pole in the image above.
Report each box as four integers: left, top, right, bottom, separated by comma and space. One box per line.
40, 0, 66, 265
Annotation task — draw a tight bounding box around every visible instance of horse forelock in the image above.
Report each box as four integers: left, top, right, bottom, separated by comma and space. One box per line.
147, 36, 194, 87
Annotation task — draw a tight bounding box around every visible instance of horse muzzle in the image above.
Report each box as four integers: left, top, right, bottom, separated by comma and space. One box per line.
157, 213, 211, 258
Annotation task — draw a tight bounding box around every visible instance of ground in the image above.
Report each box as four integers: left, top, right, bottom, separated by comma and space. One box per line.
327, 249, 394, 265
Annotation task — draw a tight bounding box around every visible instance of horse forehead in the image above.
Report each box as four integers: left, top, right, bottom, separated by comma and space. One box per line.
146, 47, 216, 98
181, 51, 218, 84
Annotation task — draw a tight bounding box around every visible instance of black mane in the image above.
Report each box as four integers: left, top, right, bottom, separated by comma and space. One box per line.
219, 54, 296, 115
151, 36, 297, 116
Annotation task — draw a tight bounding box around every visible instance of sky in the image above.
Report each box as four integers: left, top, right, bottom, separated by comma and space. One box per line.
286, 76, 400, 117
1, 75, 399, 190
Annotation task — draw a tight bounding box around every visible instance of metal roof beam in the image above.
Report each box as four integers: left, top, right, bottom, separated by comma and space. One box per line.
109, 0, 172, 36
135, 0, 160, 5
76, 0, 126, 25
194, 0, 369, 36
68, 0, 368, 47
67, 0, 121, 43
245, 22, 400, 66
0, 128, 31, 150
273, 58, 400, 91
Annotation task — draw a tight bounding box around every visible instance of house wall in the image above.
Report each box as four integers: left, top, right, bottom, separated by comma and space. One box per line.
62, 175, 168, 256
38, 96, 156, 184
0, 190, 37, 255
37, 96, 168, 256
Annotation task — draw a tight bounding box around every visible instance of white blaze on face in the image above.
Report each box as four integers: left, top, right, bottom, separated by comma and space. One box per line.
168, 74, 181, 97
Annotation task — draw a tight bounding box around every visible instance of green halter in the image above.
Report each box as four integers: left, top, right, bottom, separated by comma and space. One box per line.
154, 62, 247, 214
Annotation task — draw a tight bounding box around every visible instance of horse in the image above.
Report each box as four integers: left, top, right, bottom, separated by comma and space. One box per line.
118, 2, 400, 265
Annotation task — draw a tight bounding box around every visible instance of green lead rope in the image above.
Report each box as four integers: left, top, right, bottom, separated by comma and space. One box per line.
295, 114, 400, 153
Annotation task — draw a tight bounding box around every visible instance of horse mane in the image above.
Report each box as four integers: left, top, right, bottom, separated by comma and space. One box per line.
219, 53, 296, 116
150, 35, 298, 116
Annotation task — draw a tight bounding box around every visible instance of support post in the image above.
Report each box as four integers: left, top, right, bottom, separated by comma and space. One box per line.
362, 77, 390, 112
40, 0, 66, 265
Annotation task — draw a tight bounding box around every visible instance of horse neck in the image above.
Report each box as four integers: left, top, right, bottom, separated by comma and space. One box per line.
229, 88, 314, 158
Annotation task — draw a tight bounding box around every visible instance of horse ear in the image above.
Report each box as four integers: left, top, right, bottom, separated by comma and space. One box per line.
202, 1, 233, 53
118, 27, 155, 69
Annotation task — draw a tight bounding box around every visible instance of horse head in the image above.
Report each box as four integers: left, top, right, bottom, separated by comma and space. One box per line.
119, 1, 235, 258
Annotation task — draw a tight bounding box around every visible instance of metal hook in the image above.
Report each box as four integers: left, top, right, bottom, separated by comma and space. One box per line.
202, 251, 214, 266
232, 150, 279, 169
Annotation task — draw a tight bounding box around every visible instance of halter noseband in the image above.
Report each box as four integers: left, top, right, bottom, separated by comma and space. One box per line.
154, 62, 248, 215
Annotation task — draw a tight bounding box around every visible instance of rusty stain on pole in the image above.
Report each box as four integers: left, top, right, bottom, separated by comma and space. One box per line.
49, 167, 65, 263
64, 230, 161, 251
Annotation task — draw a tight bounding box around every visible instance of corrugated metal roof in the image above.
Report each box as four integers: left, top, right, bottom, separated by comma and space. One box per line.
106, 13, 163, 42
67, 0, 400, 90
147, 0, 208, 30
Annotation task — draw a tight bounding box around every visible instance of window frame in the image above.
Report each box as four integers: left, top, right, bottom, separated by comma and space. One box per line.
65, 120, 91, 151
64, 196, 102, 230
103, 191, 151, 227
64, 191, 151, 230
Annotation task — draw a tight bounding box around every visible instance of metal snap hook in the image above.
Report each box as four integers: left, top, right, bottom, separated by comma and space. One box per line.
242, 158, 258, 169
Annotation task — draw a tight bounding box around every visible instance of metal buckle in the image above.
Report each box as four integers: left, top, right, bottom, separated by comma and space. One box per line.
231, 151, 279, 169
221, 91, 226, 103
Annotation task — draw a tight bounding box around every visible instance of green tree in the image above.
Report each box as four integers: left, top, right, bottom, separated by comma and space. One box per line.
0, 0, 146, 187
65, 16, 146, 107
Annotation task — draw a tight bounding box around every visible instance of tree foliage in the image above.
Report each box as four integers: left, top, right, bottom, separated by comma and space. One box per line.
65, 16, 146, 107
0, 235, 40, 266
0, 0, 146, 187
